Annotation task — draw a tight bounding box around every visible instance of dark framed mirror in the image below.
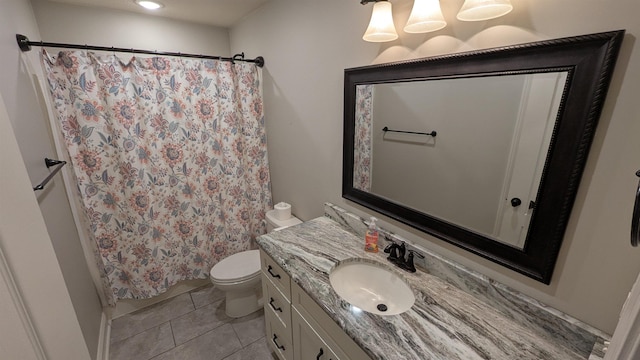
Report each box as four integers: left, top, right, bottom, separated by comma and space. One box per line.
343, 30, 624, 283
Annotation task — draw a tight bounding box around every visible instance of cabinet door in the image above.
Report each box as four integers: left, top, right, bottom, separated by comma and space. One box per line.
265, 307, 293, 360
293, 308, 340, 360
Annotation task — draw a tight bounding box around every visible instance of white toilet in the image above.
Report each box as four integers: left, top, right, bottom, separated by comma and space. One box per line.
209, 209, 302, 317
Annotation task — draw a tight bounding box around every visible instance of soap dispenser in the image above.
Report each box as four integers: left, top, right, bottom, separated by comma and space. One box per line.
364, 217, 379, 253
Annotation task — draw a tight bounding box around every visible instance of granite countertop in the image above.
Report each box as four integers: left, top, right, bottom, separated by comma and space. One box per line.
257, 215, 607, 360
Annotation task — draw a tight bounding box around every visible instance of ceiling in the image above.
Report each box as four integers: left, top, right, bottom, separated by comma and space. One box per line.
46, 0, 270, 28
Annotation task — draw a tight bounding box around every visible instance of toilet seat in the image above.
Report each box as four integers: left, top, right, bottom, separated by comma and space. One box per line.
210, 249, 261, 284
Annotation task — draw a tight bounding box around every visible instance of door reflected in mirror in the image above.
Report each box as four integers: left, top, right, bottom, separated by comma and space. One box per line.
353, 72, 568, 248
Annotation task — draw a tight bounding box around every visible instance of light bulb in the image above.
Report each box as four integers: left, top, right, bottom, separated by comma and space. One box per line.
136, 1, 164, 10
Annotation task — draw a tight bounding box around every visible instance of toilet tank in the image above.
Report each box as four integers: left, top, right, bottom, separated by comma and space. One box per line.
266, 209, 302, 232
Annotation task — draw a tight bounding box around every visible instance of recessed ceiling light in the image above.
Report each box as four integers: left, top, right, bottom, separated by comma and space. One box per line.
136, 1, 164, 10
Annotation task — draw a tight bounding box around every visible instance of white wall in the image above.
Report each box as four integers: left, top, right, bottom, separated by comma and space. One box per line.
0, 0, 102, 358
0, 93, 92, 360
370, 78, 522, 235
0, 2, 95, 357
31, 0, 230, 56
230, 0, 640, 334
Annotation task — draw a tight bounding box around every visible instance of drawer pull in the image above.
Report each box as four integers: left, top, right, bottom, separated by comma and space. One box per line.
316, 348, 324, 359
267, 265, 281, 279
272, 334, 285, 350
269, 297, 283, 312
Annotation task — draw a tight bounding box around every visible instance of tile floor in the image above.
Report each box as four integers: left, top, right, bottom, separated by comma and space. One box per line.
109, 285, 278, 360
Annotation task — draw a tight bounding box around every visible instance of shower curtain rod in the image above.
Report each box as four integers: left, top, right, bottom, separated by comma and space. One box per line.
15, 34, 265, 68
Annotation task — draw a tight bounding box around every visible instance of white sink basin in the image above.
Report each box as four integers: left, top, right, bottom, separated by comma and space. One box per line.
329, 259, 415, 315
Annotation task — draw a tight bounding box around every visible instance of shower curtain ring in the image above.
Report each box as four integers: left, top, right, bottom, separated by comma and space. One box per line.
232, 52, 245, 64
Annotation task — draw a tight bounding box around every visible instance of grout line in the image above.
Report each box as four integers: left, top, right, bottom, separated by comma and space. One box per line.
245, 335, 266, 347
111, 319, 173, 346
116, 287, 247, 360
168, 319, 177, 350
110, 321, 175, 360
220, 347, 242, 360
147, 321, 178, 360
220, 335, 268, 360
111, 293, 198, 343
229, 319, 245, 348
188, 288, 196, 308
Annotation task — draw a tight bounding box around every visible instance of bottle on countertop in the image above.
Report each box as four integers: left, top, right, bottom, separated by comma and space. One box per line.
364, 217, 379, 253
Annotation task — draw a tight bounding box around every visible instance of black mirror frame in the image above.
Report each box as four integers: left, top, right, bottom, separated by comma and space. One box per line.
343, 30, 625, 284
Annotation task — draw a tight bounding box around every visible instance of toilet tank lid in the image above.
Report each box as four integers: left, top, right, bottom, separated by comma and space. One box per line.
266, 210, 302, 227
210, 249, 261, 281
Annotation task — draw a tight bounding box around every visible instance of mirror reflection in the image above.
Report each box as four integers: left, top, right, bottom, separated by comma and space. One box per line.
353, 72, 568, 248
343, 31, 624, 283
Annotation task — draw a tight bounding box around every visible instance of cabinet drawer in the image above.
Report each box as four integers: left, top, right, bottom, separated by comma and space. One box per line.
262, 274, 292, 328
293, 308, 341, 360
260, 249, 291, 298
265, 306, 293, 360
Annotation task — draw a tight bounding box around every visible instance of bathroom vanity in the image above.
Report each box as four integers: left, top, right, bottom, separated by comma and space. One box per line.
261, 248, 372, 360
257, 203, 609, 360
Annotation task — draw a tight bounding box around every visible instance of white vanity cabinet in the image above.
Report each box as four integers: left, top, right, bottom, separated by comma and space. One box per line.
292, 309, 340, 360
260, 250, 372, 360
261, 249, 293, 360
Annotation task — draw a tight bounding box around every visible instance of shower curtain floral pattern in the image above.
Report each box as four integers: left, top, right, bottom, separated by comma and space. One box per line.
353, 84, 373, 192
42, 50, 272, 303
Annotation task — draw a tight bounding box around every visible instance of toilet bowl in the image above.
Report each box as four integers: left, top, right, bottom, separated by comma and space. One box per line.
209, 209, 302, 318
210, 249, 262, 318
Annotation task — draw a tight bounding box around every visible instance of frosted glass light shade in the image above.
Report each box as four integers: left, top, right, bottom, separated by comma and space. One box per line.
363, 1, 398, 42
404, 0, 447, 33
457, 0, 513, 21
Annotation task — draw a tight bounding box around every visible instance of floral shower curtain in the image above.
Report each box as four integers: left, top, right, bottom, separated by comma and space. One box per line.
353, 84, 373, 192
42, 50, 272, 304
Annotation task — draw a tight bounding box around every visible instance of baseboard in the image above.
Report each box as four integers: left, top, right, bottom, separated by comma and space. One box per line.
111, 279, 210, 319
95, 310, 111, 360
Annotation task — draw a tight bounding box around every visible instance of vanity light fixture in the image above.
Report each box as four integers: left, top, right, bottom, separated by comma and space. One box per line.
456, 0, 513, 21
135, 0, 164, 10
361, 0, 513, 42
404, 0, 447, 34
361, 0, 399, 42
